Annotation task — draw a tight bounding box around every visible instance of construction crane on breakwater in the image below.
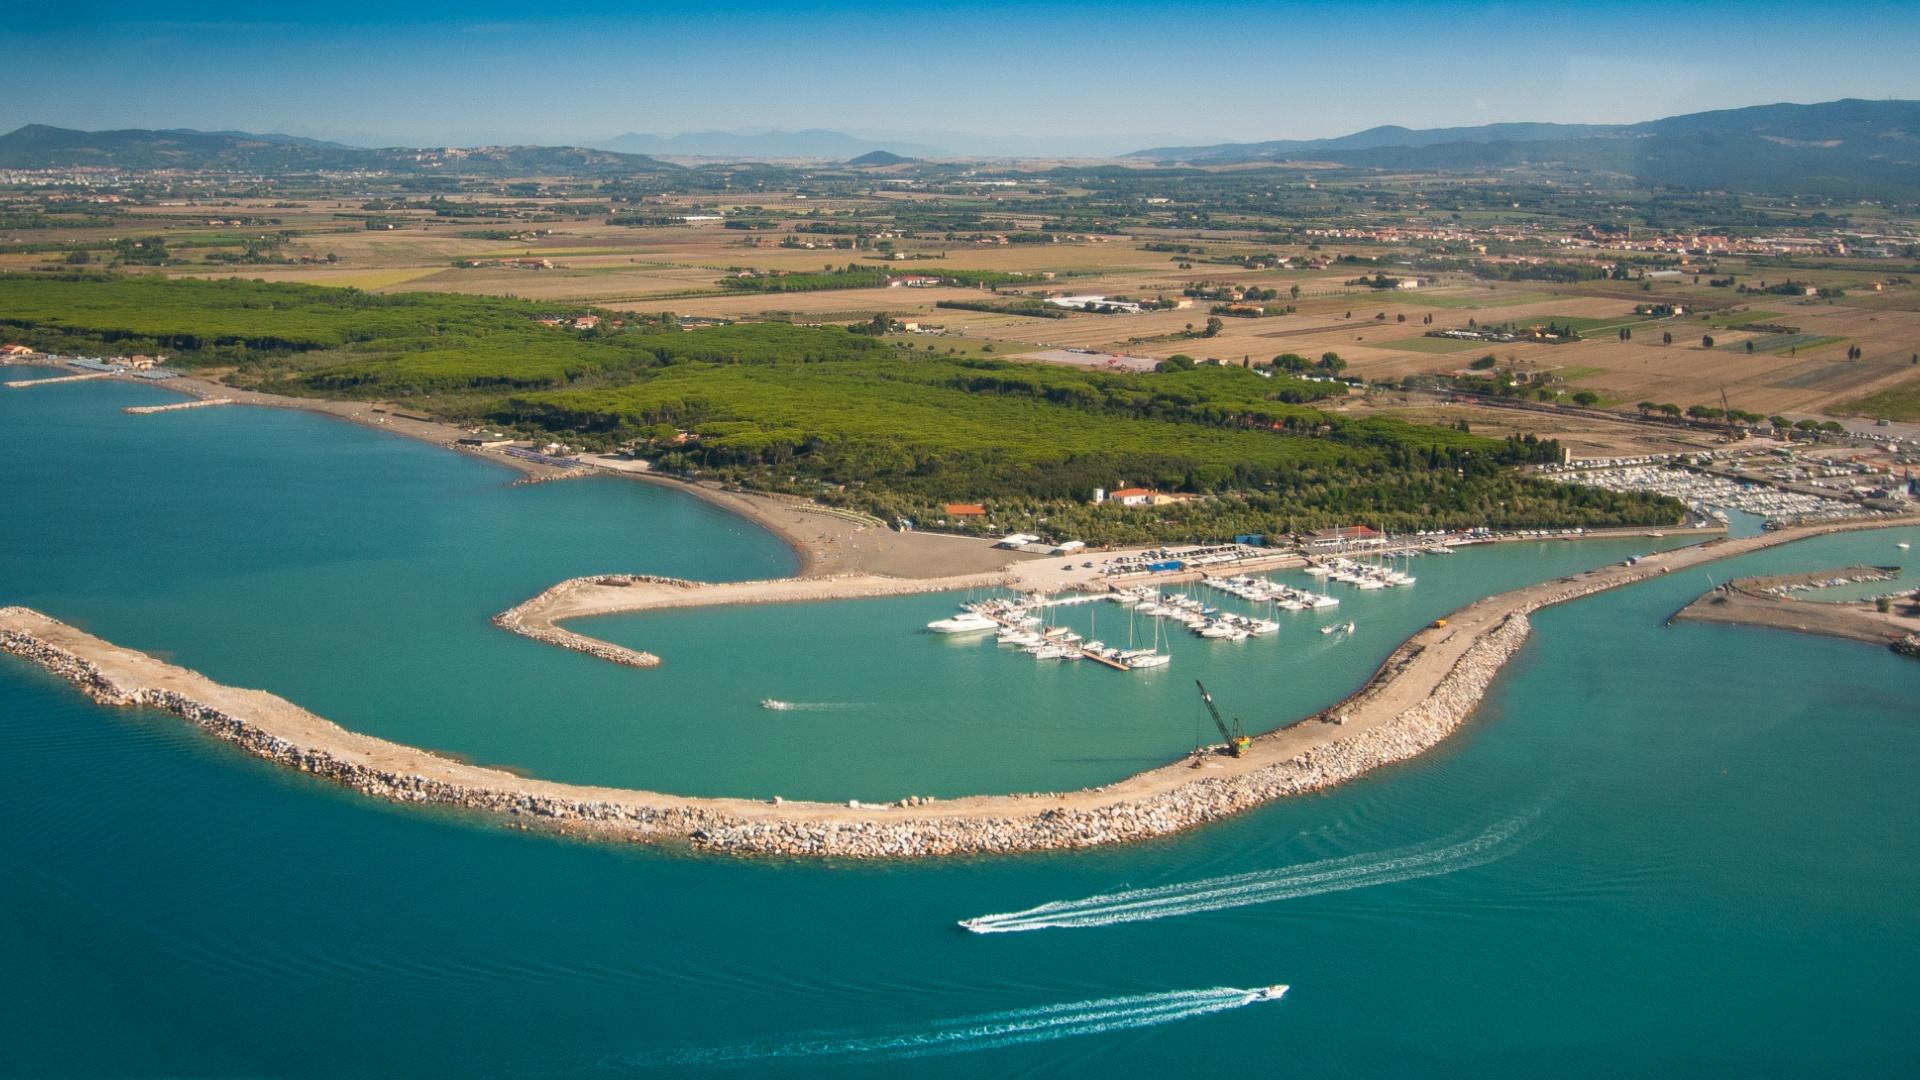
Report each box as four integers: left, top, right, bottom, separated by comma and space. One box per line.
1195, 680, 1251, 758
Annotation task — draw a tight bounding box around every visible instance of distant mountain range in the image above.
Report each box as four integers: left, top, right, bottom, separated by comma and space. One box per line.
592, 129, 946, 159
1129, 99, 1920, 197
5, 100, 1918, 196
0, 125, 678, 175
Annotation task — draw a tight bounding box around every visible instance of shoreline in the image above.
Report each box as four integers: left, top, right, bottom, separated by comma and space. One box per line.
9, 356, 1698, 586
6, 513, 1913, 859
88, 364, 1032, 582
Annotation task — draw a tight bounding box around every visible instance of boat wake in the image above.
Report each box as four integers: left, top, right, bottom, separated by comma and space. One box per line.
959, 811, 1540, 933
759, 700, 867, 712
603, 986, 1283, 1068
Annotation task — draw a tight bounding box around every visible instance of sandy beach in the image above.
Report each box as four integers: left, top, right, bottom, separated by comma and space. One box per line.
104, 366, 1037, 580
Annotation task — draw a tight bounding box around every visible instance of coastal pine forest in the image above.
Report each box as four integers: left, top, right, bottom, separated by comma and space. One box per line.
1, 274, 1685, 541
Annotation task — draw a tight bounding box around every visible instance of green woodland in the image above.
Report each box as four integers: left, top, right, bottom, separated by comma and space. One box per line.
0, 274, 1685, 541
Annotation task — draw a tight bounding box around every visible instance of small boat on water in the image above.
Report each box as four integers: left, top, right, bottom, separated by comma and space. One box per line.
761, 699, 793, 711
1900, 542, 1912, 550
927, 611, 999, 634
1251, 984, 1289, 1003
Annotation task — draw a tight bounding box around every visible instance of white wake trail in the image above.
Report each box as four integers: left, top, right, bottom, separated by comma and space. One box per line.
606, 986, 1281, 1068
962, 812, 1540, 933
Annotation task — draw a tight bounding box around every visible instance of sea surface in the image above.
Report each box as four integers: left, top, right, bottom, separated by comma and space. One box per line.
3, 369, 1916, 1076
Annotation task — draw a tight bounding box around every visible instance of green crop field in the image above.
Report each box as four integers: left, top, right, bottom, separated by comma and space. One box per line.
1551, 365, 1606, 381
1836, 375, 1920, 421
1742, 333, 1844, 353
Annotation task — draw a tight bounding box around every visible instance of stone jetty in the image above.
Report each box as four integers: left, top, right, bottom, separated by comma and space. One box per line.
124, 398, 234, 415
5, 372, 113, 389
490, 575, 683, 667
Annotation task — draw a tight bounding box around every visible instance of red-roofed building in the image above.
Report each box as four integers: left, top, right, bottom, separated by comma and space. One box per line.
943, 503, 988, 518
1304, 525, 1383, 549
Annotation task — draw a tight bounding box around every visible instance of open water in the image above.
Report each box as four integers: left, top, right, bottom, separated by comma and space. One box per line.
3, 370, 1915, 1076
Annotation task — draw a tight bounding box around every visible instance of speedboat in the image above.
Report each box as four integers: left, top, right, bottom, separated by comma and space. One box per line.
927, 612, 998, 634
761, 699, 793, 711
1251, 984, 1289, 1002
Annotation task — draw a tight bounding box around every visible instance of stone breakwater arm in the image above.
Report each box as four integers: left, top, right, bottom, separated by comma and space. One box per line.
491, 569, 1020, 669
6, 514, 1915, 860
0, 602, 1527, 858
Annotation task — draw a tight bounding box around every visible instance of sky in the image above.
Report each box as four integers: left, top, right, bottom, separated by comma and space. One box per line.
7, 0, 1920, 154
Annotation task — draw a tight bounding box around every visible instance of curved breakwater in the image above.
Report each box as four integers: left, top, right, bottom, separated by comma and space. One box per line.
3, 514, 1915, 860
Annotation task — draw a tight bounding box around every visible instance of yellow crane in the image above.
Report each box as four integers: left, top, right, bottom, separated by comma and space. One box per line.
1195, 680, 1252, 758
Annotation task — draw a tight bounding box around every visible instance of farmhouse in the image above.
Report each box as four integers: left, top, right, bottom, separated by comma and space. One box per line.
1045, 295, 1144, 314
1098, 487, 1196, 508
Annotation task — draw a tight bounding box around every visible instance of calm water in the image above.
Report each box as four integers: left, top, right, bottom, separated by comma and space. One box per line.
3, 370, 1917, 1076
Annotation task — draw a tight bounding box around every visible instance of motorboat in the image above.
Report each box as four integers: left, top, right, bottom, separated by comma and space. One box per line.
927, 611, 998, 634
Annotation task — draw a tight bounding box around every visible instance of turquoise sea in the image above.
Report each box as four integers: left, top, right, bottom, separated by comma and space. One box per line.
3, 369, 1916, 1076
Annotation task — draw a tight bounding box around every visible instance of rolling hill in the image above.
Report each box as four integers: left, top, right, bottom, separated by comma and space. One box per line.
1128, 100, 1920, 198
0, 125, 679, 176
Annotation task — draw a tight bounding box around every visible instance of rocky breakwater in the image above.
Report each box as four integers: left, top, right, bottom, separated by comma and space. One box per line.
491, 574, 692, 667
0, 521, 1875, 860
682, 611, 1541, 858
0, 597, 1539, 859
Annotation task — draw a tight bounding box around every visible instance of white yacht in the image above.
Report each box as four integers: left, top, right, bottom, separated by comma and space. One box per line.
927, 611, 998, 634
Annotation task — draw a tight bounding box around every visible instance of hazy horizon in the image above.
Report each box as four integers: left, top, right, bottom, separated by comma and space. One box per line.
6, 0, 1920, 155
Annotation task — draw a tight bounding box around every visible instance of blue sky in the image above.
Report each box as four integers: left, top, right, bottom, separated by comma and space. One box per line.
7, 1, 1919, 153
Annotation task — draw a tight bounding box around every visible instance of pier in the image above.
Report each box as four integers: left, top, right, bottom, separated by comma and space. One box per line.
124, 398, 234, 415
5, 372, 113, 389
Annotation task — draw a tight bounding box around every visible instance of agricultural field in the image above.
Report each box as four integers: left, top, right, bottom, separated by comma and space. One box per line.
1835, 375, 1920, 421
4, 164, 1915, 443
